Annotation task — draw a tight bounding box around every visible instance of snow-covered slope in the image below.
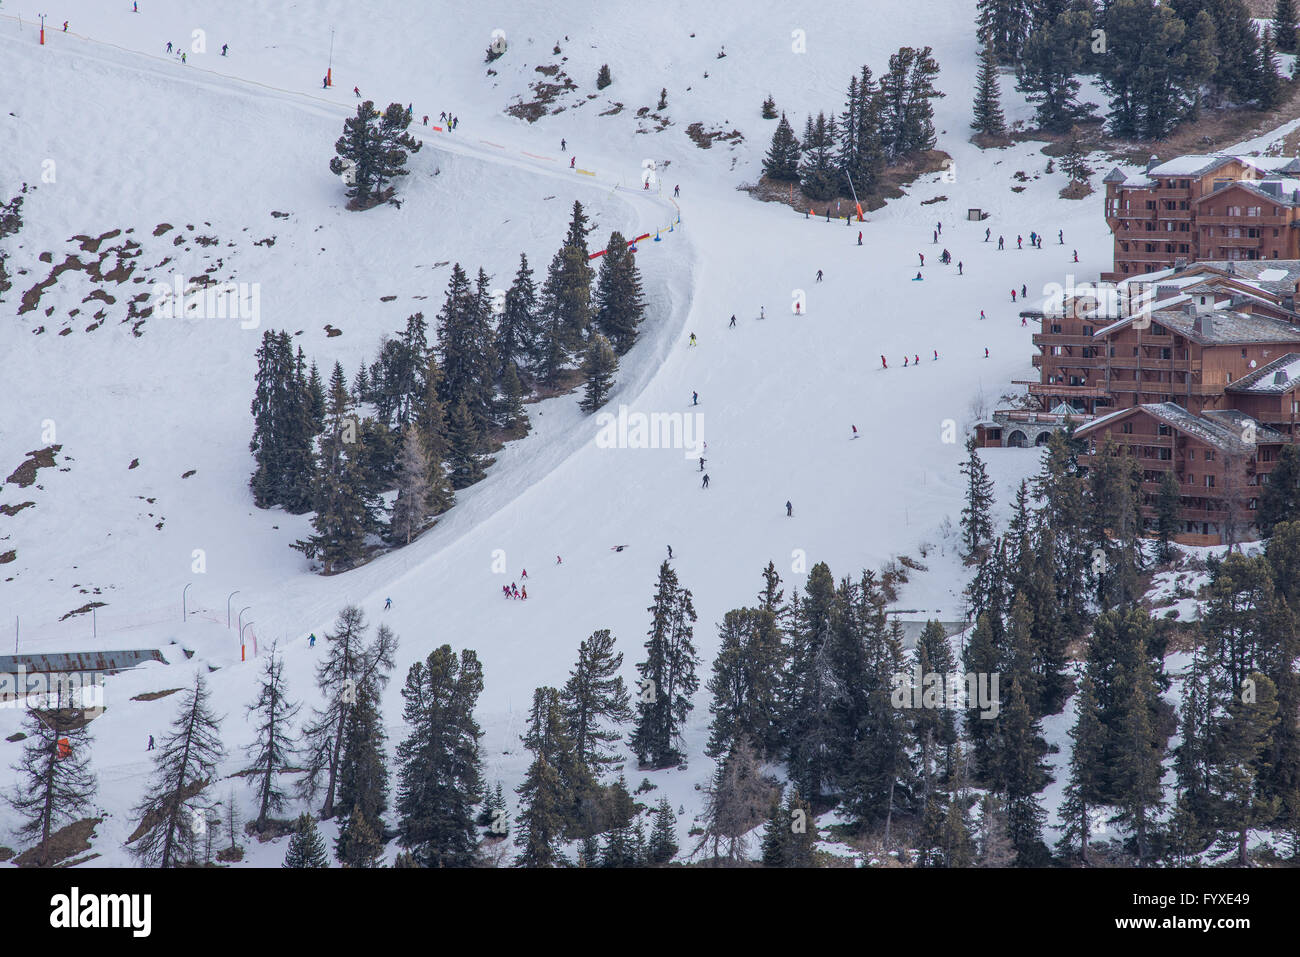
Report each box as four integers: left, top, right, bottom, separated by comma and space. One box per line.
3, 0, 1296, 866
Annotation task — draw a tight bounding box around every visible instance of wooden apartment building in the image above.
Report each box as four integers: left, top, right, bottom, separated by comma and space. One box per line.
1102, 154, 1300, 281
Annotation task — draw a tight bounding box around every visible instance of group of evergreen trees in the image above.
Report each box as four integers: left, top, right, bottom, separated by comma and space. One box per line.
249, 201, 649, 574
973, 0, 1289, 142
762, 48, 944, 201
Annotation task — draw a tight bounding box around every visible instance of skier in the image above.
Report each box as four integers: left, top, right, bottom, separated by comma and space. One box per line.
985, 227, 991, 242
1017, 235, 1022, 249
786, 501, 793, 517
919, 253, 925, 267
570, 157, 576, 169
147, 735, 155, 751
556, 555, 562, 564
980, 310, 986, 320
422, 115, 428, 125
760, 306, 766, 320
309, 633, 317, 648
1059, 229, 1064, 245
354, 86, 361, 97
915, 354, 920, 365
441, 112, 447, 122
323, 76, 328, 89
700, 456, 706, 471
692, 391, 699, 406
914, 271, 923, 281
1029, 231, 1036, 247
502, 585, 510, 599
561, 138, 566, 150
936, 221, 942, 236
221, 43, 228, 56
166, 41, 173, 53
998, 236, 1004, 250
134, 1, 138, 11
1011, 289, 1017, 302
1021, 316, 1028, 327
667, 545, 673, 558
63, 20, 68, 31
933, 350, 939, 361
858, 231, 863, 246
702, 474, 710, 489
904, 355, 909, 367
729, 315, 736, 328
852, 425, 859, 439
689, 332, 697, 346
816, 269, 823, 282
1022, 284, 1027, 299
674, 185, 680, 198
521, 586, 527, 600
1073, 249, 1079, 263
795, 302, 801, 315
881, 355, 888, 369
806, 208, 811, 219
933, 230, 938, 244
385, 597, 392, 610
181, 52, 187, 63
958, 262, 963, 275
521, 568, 528, 579
985, 347, 990, 358
826, 208, 832, 222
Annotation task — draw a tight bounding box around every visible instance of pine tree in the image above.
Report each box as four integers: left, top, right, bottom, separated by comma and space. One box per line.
514, 756, 569, 867
1016, 1, 1094, 132
298, 606, 397, 819
1056, 671, 1105, 864
579, 333, 618, 413
1114, 650, 1166, 863
1257, 27, 1285, 111
631, 562, 701, 768
249, 330, 315, 513
561, 630, 634, 773
694, 737, 775, 865
497, 253, 540, 378
296, 401, 380, 573
306, 360, 326, 434
647, 796, 679, 864
1276, 0, 1299, 53
761, 94, 778, 119
998, 676, 1052, 866
975, 793, 1016, 867
538, 206, 595, 379
4, 709, 97, 864
498, 361, 527, 432
798, 112, 840, 200
960, 437, 996, 560
333, 676, 389, 864
978, 0, 1033, 64
129, 673, 226, 868
762, 113, 802, 182
282, 813, 330, 867
706, 606, 785, 760
337, 802, 384, 867
596, 63, 612, 89
389, 424, 433, 545
658, 87, 668, 110
436, 264, 497, 435
593, 233, 647, 354
445, 397, 485, 489
971, 41, 1007, 136
521, 686, 597, 834
1211, 671, 1281, 865
242, 649, 300, 832
395, 645, 485, 867
330, 100, 382, 205
371, 102, 423, 199
783, 562, 843, 800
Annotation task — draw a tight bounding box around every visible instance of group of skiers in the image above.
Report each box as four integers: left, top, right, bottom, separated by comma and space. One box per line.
501, 581, 528, 600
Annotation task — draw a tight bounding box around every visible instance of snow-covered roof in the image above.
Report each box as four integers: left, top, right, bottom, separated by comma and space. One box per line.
1080, 402, 1283, 454
1110, 153, 1300, 189
1195, 260, 1300, 294
1225, 353, 1300, 393
1095, 302, 1300, 345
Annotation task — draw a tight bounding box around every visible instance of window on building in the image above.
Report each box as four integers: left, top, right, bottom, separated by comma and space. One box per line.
1158, 424, 1172, 436
1082, 325, 1094, 336
1206, 475, 1215, 488
1189, 449, 1195, 460
1204, 450, 1215, 462
1161, 347, 1171, 359
1122, 422, 1133, 434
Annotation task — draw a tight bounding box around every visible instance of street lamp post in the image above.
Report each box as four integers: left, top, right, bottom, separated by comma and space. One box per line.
227, 591, 240, 628
238, 606, 252, 636
183, 583, 192, 622
240, 621, 254, 662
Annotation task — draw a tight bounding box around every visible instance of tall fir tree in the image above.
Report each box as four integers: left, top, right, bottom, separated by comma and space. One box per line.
971, 41, 1008, 136
631, 562, 701, 768
4, 709, 97, 865
960, 436, 997, 560
592, 233, 647, 354
389, 423, 434, 545
242, 648, 301, 832
579, 333, 619, 413
561, 630, 634, 773
762, 112, 802, 182
282, 813, 330, 868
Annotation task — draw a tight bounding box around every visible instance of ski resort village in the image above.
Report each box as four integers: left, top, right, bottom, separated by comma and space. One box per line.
1, 1, 1300, 912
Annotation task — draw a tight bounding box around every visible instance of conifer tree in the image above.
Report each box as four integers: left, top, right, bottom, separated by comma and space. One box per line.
998, 676, 1052, 866
1114, 650, 1166, 863
593, 233, 647, 354
797, 112, 840, 200
296, 398, 380, 573
960, 437, 996, 560
647, 796, 679, 864
445, 397, 485, 489
1156, 469, 1182, 563
337, 802, 384, 867
762, 113, 802, 182
631, 562, 700, 768
436, 264, 497, 435
497, 253, 540, 378
761, 94, 778, 119
971, 41, 1007, 136
706, 607, 785, 760
5, 709, 97, 865
129, 673, 226, 868
333, 676, 389, 863
515, 757, 570, 867
783, 562, 843, 800
389, 424, 434, 545
596, 63, 612, 89
282, 813, 330, 868
298, 606, 397, 819
579, 333, 618, 413
371, 102, 423, 199
694, 737, 774, 865
1210, 671, 1281, 865
522, 686, 598, 834
1277, 0, 1299, 53
1016, 1, 1094, 132
330, 100, 382, 205
561, 630, 634, 773
306, 360, 326, 434
978, 0, 1033, 64
537, 202, 596, 375
1056, 671, 1106, 864
975, 793, 1016, 867
498, 362, 527, 433
395, 645, 486, 867
242, 648, 301, 832
1260, 443, 1300, 535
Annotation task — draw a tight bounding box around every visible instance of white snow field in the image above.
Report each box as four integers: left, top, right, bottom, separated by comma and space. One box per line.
1, 0, 1295, 866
